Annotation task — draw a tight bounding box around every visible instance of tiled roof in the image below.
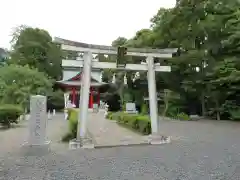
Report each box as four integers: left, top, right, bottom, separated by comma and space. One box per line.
64, 72, 99, 82
56, 80, 108, 87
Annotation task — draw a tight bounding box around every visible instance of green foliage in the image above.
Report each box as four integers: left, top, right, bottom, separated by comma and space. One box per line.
9, 26, 62, 80
108, 112, 151, 135
166, 104, 180, 118
110, 1, 240, 121
62, 109, 79, 142
176, 112, 190, 121
0, 48, 8, 67
161, 90, 181, 116
48, 90, 64, 110
0, 64, 52, 109
112, 37, 127, 47
0, 104, 23, 128
229, 109, 240, 121
141, 103, 148, 114
106, 112, 114, 120
68, 109, 78, 136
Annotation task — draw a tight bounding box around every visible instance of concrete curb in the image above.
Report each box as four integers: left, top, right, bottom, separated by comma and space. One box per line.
92, 135, 172, 149
69, 129, 96, 149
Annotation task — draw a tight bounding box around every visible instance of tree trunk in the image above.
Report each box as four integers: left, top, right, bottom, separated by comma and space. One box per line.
216, 111, 220, 121
215, 99, 221, 120
201, 91, 206, 117
162, 90, 170, 116
163, 100, 169, 116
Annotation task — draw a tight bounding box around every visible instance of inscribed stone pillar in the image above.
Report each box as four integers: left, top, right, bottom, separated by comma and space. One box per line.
22, 95, 50, 155
28, 95, 48, 145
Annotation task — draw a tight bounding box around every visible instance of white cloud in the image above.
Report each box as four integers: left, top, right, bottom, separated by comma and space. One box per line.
0, 0, 175, 49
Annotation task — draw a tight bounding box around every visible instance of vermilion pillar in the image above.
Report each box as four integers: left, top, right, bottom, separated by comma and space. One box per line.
72, 87, 76, 106
89, 87, 93, 108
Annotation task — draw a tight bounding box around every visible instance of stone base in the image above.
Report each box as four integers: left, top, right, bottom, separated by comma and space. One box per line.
147, 134, 171, 145
88, 108, 99, 113
69, 138, 94, 150
93, 109, 99, 113
19, 114, 30, 121
124, 111, 138, 114
21, 141, 51, 156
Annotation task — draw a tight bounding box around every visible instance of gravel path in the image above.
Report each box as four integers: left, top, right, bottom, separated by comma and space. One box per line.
1, 140, 240, 180
1, 114, 240, 179
0, 113, 69, 157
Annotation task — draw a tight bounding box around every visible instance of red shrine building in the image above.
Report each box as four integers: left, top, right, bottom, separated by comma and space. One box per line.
56, 56, 109, 108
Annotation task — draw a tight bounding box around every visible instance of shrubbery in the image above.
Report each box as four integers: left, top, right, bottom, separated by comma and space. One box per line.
229, 109, 240, 121
107, 112, 151, 135
141, 103, 148, 114
0, 104, 23, 128
47, 90, 65, 111
62, 108, 79, 142
176, 112, 190, 121
165, 104, 190, 121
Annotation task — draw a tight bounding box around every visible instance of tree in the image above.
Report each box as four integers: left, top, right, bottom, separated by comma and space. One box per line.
127, 29, 154, 48
0, 48, 8, 66
0, 64, 52, 110
9, 26, 62, 80
111, 37, 127, 47
109, 1, 240, 120
204, 1, 240, 119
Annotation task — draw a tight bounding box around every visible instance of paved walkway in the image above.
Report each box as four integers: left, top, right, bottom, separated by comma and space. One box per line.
88, 112, 148, 147
87, 112, 240, 147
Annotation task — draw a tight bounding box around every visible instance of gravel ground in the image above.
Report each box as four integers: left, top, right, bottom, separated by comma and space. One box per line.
1, 141, 240, 180
1, 115, 240, 179
0, 113, 69, 157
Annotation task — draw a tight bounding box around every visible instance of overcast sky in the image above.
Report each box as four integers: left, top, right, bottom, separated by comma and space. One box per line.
0, 0, 175, 49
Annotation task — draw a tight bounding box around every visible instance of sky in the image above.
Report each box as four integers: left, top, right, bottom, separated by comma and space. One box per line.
0, 0, 176, 49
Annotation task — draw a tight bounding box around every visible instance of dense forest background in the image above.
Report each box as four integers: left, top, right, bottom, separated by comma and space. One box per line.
104, 0, 240, 120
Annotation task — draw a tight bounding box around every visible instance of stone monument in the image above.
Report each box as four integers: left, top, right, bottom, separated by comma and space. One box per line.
22, 95, 50, 155
126, 103, 138, 114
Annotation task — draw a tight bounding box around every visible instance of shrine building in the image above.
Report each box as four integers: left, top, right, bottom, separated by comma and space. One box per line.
55, 40, 109, 108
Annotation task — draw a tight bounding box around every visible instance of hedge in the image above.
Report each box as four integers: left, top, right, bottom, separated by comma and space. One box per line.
229, 109, 240, 120
0, 104, 24, 128
107, 112, 151, 135
62, 108, 79, 142
176, 112, 190, 120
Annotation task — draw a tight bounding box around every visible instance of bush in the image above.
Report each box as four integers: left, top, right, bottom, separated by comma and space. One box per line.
166, 104, 180, 118
62, 108, 79, 142
229, 109, 240, 120
108, 112, 151, 135
0, 65, 52, 106
0, 104, 23, 128
68, 109, 78, 137
176, 112, 190, 121
106, 112, 113, 119
47, 90, 65, 111
141, 103, 148, 114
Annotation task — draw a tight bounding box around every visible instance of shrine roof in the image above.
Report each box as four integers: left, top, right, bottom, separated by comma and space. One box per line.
56, 80, 108, 87
64, 72, 99, 82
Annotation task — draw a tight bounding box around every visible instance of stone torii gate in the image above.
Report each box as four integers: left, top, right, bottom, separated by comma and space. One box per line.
55, 38, 178, 144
